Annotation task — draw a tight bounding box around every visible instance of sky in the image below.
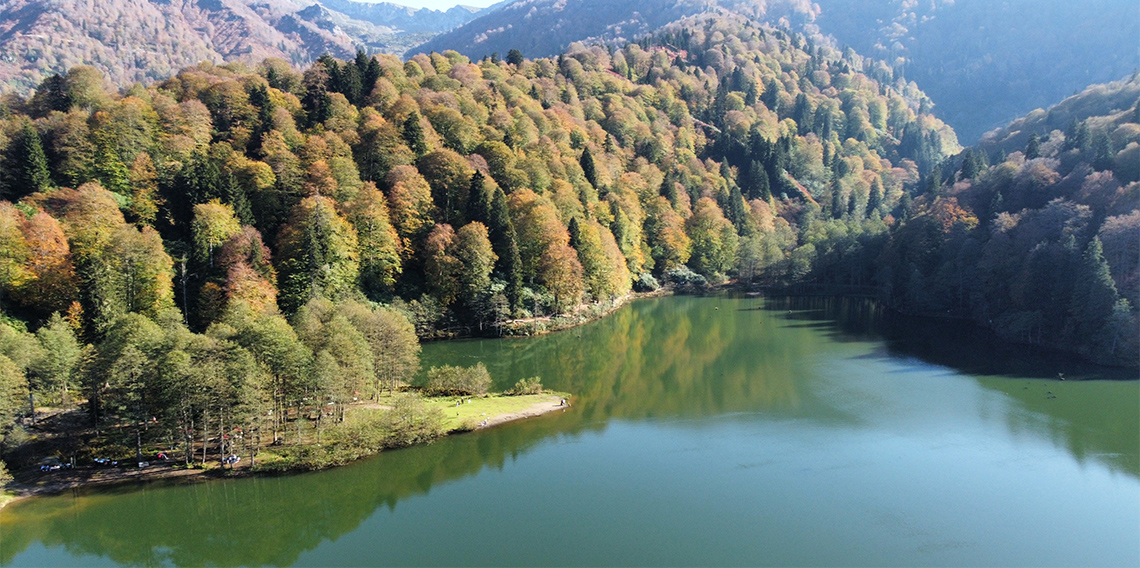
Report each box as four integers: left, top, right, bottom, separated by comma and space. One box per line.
383, 0, 500, 10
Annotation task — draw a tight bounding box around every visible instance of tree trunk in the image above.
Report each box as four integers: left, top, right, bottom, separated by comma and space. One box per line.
135, 420, 143, 466
201, 405, 209, 465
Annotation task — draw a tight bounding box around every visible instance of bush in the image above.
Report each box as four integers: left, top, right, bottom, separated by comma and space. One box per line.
633, 272, 660, 292
507, 376, 542, 395
424, 363, 492, 395
374, 392, 446, 447
664, 267, 708, 288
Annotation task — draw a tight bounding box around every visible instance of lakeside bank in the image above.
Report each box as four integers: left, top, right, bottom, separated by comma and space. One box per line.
0, 392, 572, 511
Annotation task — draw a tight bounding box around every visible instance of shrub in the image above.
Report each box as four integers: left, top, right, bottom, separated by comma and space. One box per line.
507, 376, 542, 395
664, 267, 708, 288
633, 272, 660, 292
375, 392, 446, 447
424, 363, 492, 395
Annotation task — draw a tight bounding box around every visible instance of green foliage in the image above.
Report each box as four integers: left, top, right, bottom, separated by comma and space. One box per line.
507, 376, 543, 395
424, 363, 491, 396
276, 196, 360, 314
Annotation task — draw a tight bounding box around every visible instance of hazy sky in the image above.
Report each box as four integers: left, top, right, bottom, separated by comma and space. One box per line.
389, 0, 500, 10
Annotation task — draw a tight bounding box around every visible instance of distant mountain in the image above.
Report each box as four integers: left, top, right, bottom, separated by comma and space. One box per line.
320, 0, 484, 34
410, 0, 815, 61
0, 0, 485, 95
809, 0, 1139, 144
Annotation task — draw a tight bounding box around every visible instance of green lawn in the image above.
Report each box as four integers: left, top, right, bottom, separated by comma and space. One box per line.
369, 392, 571, 431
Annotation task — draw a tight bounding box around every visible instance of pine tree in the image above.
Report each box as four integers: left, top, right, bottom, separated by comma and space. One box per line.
403, 112, 429, 158
1024, 134, 1040, 159
580, 147, 598, 189
1091, 130, 1114, 171
466, 172, 492, 225
1069, 238, 1119, 350
3, 121, 51, 200
867, 178, 883, 215
567, 217, 582, 249
487, 187, 521, 313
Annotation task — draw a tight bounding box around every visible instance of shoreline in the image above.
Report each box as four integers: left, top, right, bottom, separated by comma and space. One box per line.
0, 394, 572, 512
420, 288, 673, 342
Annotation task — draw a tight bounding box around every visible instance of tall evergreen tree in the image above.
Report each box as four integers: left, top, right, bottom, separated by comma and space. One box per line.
487, 186, 521, 313
3, 120, 52, 201
466, 171, 492, 225
1024, 134, 1040, 159
403, 112, 429, 158
580, 147, 598, 190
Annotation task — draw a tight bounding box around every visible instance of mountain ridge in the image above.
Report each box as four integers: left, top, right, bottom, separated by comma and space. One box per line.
0, 0, 487, 95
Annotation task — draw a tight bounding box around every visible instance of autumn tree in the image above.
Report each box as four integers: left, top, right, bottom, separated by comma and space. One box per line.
343, 183, 401, 297
454, 222, 498, 300
0, 203, 31, 315
686, 197, 739, 277
385, 165, 436, 255
13, 210, 77, 318
192, 200, 242, 269
335, 300, 420, 397
422, 224, 461, 306
276, 195, 361, 314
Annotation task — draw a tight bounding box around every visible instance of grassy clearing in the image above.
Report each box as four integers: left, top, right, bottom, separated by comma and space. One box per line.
360, 391, 571, 432
426, 392, 570, 431
0, 491, 18, 510
251, 391, 569, 472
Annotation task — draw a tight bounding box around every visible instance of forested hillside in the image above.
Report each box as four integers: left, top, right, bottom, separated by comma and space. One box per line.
0, 14, 965, 476
879, 77, 1139, 366
411, 0, 815, 62
415, 0, 1138, 144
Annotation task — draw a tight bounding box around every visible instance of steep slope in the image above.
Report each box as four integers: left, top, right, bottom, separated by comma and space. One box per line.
976, 76, 1140, 157
0, 0, 486, 95
877, 77, 1140, 365
0, 0, 350, 93
414, 0, 1137, 146
320, 0, 483, 34
410, 0, 815, 60
809, 0, 1138, 143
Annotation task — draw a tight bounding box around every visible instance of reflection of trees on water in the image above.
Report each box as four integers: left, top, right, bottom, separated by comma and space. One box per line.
0, 413, 593, 567
766, 295, 1139, 478
1, 296, 819, 567
3, 296, 1133, 566
427, 296, 814, 421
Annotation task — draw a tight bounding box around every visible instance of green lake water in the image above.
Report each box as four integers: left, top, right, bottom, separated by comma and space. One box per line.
2, 295, 1137, 566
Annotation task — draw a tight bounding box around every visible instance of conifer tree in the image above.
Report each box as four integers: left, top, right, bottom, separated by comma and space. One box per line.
580, 147, 598, 190
487, 186, 521, 313
3, 120, 51, 200
403, 112, 429, 158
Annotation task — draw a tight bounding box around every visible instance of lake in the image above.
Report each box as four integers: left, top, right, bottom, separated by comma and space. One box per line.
2, 295, 1137, 566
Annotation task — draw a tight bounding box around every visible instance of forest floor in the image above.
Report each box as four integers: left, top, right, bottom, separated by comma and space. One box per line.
0, 392, 572, 511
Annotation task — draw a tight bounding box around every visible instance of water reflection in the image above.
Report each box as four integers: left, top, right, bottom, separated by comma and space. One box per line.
765, 295, 1139, 476
1, 295, 1136, 567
